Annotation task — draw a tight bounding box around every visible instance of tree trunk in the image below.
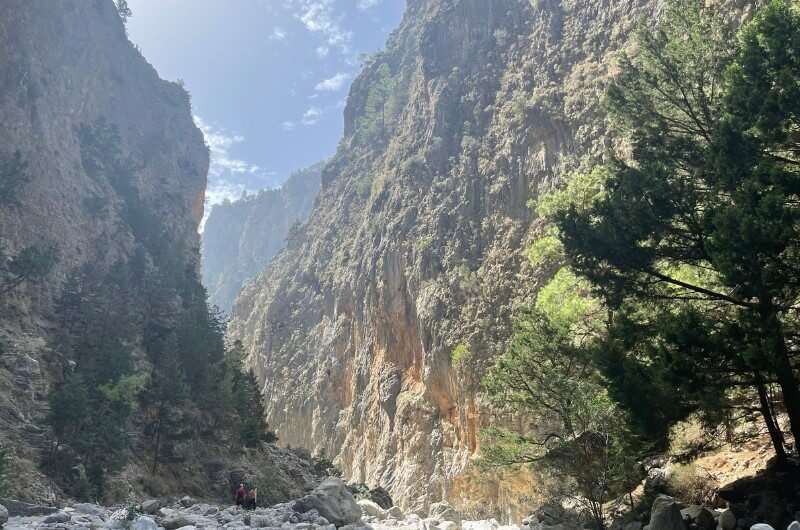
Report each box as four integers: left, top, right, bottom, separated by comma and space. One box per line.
754, 372, 787, 463
762, 309, 800, 454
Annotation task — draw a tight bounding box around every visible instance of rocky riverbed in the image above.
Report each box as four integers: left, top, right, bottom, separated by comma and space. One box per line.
0, 479, 519, 530
1, 478, 795, 530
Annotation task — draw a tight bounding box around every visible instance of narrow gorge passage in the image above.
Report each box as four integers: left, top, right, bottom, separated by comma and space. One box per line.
1, 1, 799, 530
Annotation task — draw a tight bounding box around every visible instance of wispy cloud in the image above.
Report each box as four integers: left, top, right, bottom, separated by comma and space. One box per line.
316, 45, 330, 58
357, 0, 382, 9
194, 115, 260, 179
285, 0, 353, 52
315, 72, 350, 92
301, 106, 323, 126
282, 120, 297, 131
269, 27, 288, 40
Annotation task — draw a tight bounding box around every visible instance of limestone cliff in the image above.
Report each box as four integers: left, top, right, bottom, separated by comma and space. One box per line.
202, 163, 323, 313
0, 0, 207, 500
228, 0, 760, 519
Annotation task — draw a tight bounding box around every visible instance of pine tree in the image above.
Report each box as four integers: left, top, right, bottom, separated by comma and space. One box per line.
556, 0, 800, 460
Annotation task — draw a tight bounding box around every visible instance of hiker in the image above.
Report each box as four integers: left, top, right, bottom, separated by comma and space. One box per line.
235, 483, 247, 507
245, 488, 257, 510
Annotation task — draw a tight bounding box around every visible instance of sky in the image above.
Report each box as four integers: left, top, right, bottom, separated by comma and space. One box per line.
126, 0, 406, 208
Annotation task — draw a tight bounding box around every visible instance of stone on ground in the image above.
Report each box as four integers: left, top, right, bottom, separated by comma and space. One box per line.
0, 504, 7, 526
750, 525, 775, 530
293, 478, 362, 527
649, 495, 687, 530
141, 499, 162, 515
131, 515, 160, 530
718, 510, 736, 530
429, 502, 463, 526
42, 511, 70, 524
358, 499, 386, 520
681, 506, 715, 530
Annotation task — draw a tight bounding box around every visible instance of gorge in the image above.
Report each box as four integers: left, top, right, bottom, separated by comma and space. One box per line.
0, 0, 799, 529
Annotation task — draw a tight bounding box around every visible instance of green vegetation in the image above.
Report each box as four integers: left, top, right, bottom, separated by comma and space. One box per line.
356, 63, 404, 144
0, 445, 10, 497
554, 0, 800, 462
222, 341, 278, 448
450, 342, 472, 366
0, 242, 59, 296
483, 0, 800, 524
0, 150, 31, 206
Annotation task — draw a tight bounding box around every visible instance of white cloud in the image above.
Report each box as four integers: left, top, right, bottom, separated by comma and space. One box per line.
285, 0, 352, 52
282, 121, 297, 131
315, 72, 350, 92
316, 45, 330, 58
194, 115, 260, 179
357, 0, 382, 9
269, 27, 288, 40
301, 106, 323, 126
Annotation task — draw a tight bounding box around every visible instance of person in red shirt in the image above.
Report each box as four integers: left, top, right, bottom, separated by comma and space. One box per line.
235, 483, 247, 507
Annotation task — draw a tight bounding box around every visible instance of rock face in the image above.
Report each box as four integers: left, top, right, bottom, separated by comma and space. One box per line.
202, 162, 323, 313
228, 0, 762, 517
0, 0, 206, 500
228, 0, 657, 515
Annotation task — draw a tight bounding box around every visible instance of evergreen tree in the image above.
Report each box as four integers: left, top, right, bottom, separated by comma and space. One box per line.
222, 341, 277, 448
0, 150, 31, 206
555, 0, 800, 460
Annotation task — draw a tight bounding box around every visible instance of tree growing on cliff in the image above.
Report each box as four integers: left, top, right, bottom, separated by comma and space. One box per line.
0, 242, 59, 295
0, 150, 31, 206
221, 341, 277, 448
556, 0, 800, 460
481, 309, 642, 529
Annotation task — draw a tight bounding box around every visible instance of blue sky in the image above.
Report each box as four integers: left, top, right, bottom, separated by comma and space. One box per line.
126, 0, 405, 207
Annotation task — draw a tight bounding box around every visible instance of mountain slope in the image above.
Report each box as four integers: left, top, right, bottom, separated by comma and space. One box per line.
0, 0, 208, 501
202, 163, 323, 313
228, 0, 682, 516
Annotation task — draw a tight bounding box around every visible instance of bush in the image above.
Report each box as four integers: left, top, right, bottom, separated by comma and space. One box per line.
668, 463, 717, 505
0, 151, 31, 206
451, 343, 471, 365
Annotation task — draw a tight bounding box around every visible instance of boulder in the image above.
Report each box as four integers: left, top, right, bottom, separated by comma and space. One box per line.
358, 499, 386, 520
179, 496, 196, 507
439, 522, 460, 530
293, 478, 362, 527
682, 506, 715, 530
141, 499, 162, 515
429, 502, 463, 526
387, 506, 404, 519
0, 498, 58, 517
161, 514, 212, 529
625, 523, 644, 530
649, 496, 687, 530
0, 504, 6, 526
788, 523, 800, 530
131, 516, 160, 530
73, 503, 108, 519
750, 526, 775, 530
43, 510, 71, 524
369, 487, 394, 509
719, 510, 737, 530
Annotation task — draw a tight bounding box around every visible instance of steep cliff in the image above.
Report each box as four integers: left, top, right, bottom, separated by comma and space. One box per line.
229, 0, 760, 519
0, 0, 207, 500
202, 163, 323, 313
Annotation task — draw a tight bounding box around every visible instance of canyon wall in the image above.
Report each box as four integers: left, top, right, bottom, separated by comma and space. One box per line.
0, 0, 207, 500
202, 163, 323, 313
229, 0, 760, 519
